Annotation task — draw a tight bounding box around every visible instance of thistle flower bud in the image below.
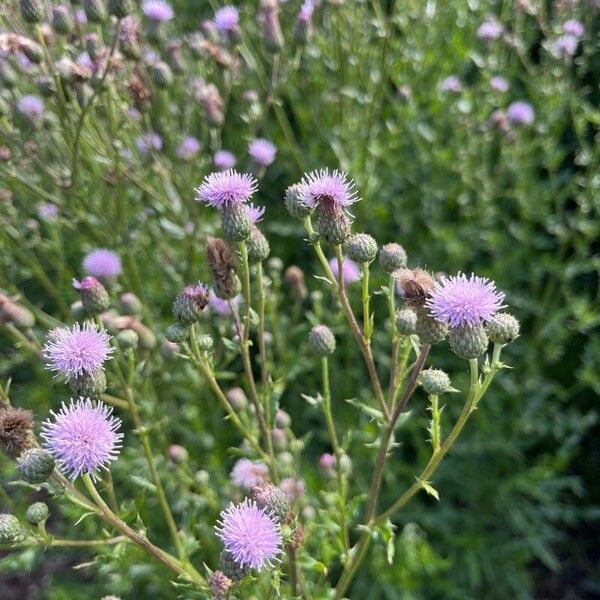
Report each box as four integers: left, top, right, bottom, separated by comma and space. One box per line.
219, 549, 250, 581
292, 523, 305, 548
161, 340, 179, 360
421, 369, 451, 395
294, 1, 314, 45
52, 5, 74, 35
210, 570, 233, 599
69, 368, 107, 399
21, 39, 44, 65
117, 329, 139, 350
166, 41, 186, 73
128, 320, 157, 350
449, 324, 489, 359
70, 300, 85, 319
260, 0, 284, 53
395, 307, 417, 336
267, 257, 284, 274
0, 299, 35, 329
346, 233, 378, 264
275, 409, 291, 429
165, 323, 189, 343
415, 308, 448, 345
108, 0, 133, 18
0, 407, 34, 458
197, 334, 214, 352
84, 0, 107, 23
247, 227, 270, 264
225, 387, 247, 412
199, 83, 224, 127
167, 444, 188, 464
317, 202, 351, 245
20, 0, 45, 23
270, 428, 287, 451
285, 184, 313, 219
152, 61, 173, 89
16, 448, 56, 483
486, 313, 520, 344
250, 482, 290, 521
220, 204, 252, 242
379, 243, 407, 273
308, 325, 336, 356
338, 453, 352, 476
120, 292, 142, 316
284, 265, 307, 301
73, 276, 110, 316
25, 502, 49, 525
0, 514, 23, 543
173, 283, 209, 325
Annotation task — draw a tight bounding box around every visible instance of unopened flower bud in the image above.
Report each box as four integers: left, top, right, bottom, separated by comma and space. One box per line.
486, 313, 520, 344
338, 453, 352, 476
395, 307, 417, 336
267, 257, 284, 274
70, 300, 85, 319
220, 204, 252, 242
152, 61, 173, 89
20, 0, 44, 23
449, 324, 489, 359
197, 334, 214, 352
120, 292, 142, 315
0, 514, 23, 543
16, 448, 55, 483
379, 243, 407, 273
415, 308, 448, 345
128, 320, 156, 350
260, 0, 284, 53
168, 444, 188, 464
247, 227, 270, 264
25, 502, 49, 525
199, 84, 224, 127
308, 325, 336, 356
84, 0, 107, 23
285, 184, 313, 219
73, 277, 110, 316
294, 2, 313, 45
284, 266, 307, 301
225, 387, 247, 412
250, 482, 290, 521
319, 452, 336, 478
219, 549, 250, 581
0, 300, 35, 329
173, 283, 209, 325
292, 523, 305, 548
210, 570, 234, 599
161, 340, 179, 359
346, 233, 378, 264
421, 369, 451, 395
52, 5, 74, 35
274, 409, 291, 429
69, 369, 107, 398
165, 323, 189, 343
277, 451, 294, 470
270, 428, 287, 451
21, 40, 44, 64
117, 329, 138, 350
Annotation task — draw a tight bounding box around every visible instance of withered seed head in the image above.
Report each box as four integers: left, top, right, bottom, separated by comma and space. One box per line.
394, 268, 436, 308
0, 407, 34, 458
206, 237, 239, 298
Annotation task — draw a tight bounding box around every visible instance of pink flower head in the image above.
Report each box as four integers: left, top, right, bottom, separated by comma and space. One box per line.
426, 272, 505, 327
142, 0, 174, 22
195, 169, 257, 208
319, 453, 336, 470
563, 19, 584, 38
43, 322, 114, 379
230, 458, 269, 489
136, 132, 163, 154
247, 203, 265, 224
554, 34, 578, 58
441, 75, 462, 93
208, 290, 241, 316
248, 138, 277, 167
477, 19, 504, 41
280, 477, 305, 501
215, 499, 282, 570
490, 76, 509, 93
41, 398, 122, 480
17, 95, 44, 123
214, 6, 239, 34
214, 150, 237, 170
329, 257, 360, 284
298, 0, 314, 22
83, 249, 122, 278
37, 202, 59, 221
507, 101, 534, 126
176, 136, 200, 160
298, 169, 359, 209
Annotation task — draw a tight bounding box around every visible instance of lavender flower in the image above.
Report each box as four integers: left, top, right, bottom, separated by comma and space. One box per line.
176, 136, 200, 160
214, 150, 237, 170
142, 0, 174, 22
215, 499, 282, 570
195, 169, 257, 208
41, 398, 122, 480
563, 19, 584, 38
37, 202, 59, 222
426, 273, 505, 327
209, 290, 241, 316
75, 8, 87, 25
16, 95, 44, 125
43, 323, 114, 379
136, 132, 163, 154
329, 257, 360, 284
214, 6, 239, 34
230, 458, 269, 489
247, 203, 265, 224
490, 76, 509, 93
440, 75, 462, 93
554, 34, 578, 58
298, 169, 359, 209
280, 477, 305, 501
476, 19, 504, 41
248, 138, 276, 167
507, 101, 535, 125
298, 0, 314, 21
83, 249, 122, 278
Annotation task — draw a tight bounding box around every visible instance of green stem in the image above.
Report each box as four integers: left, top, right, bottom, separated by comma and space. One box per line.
361, 262, 372, 341
256, 262, 269, 402
0, 536, 128, 552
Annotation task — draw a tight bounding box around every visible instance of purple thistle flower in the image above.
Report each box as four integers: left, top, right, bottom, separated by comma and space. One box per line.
248, 138, 276, 167
142, 0, 174, 22
214, 150, 237, 170
507, 101, 535, 125
136, 132, 163, 154
16, 95, 44, 122
195, 169, 257, 208
553, 34, 578, 58
440, 75, 462, 93
563, 19, 584, 38
76, 52, 95, 72
329, 257, 360, 284
230, 458, 269, 489
476, 19, 504, 41
490, 76, 509, 93
127, 107, 142, 121
176, 136, 200, 160
319, 453, 336, 470
37, 202, 59, 222
247, 203, 265, 224
209, 290, 241, 316
83, 249, 122, 278
280, 477, 305, 501
41, 398, 123, 480
215, 499, 282, 570
75, 8, 87, 25
298, 0, 314, 22
298, 169, 359, 209
426, 272, 505, 327
214, 6, 239, 34
43, 323, 114, 379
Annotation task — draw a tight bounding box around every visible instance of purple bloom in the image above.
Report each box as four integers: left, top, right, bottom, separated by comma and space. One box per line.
476, 19, 504, 41
214, 150, 237, 170
43, 323, 114, 379
440, 75, 462, 93
280, 477, 305, 501
41, 398, 122, 480
215, 499, 282, 570
37, 202, 59, 222
298, 0, 314, 21
426, 273, 505, 327
75, 8, 87, 25
490, 76, 509, 93
16, 95, 44, 122
195, 169, 257, 208
554, 34, 578, 57
563, 19, 584, 38
329, 257, 360, 284
83, 249, 122, 278
507, 101, 535, 125
247, 203, 265, 224
176, 136, 200, 160
136, 132, 163, 154
214, 6, 239, 34
76, 52, 94, 72
319, 453, 336, 470
230, 458, 269, 489
209, 290, 241, 316
298, 169, 359, 209
127, 107, 142, 121
248, 138, 277, 167
142, 0, 174, 22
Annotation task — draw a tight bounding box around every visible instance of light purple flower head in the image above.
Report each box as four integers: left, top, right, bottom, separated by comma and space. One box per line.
477, 19, 504, 41
247, 203, 265, 224
136, 132, 163, 154
17, 95, 44, 122
230, 458, 269, 489
195, 169, 257, 208
248, 138, 277, 167
319, 452, 336, 470
563, 19, 584, 38
214, 6, 239, 33
142, 0, 174, 22
37, 202, 59, 222
426, 272, 505, 328
298, 169, 359, 209
490, 76, 509, 93
43, 323, 114, 379
214, 150, 237, 170
298, 0, 314, 22
83, 249, 122, 278
329, 257, 360, 284
208, 290, 241, 316
176, 136, 200, 160
215, 499, 282, 570
554, 34, 578, 57
127, 107, 142, 121
41, 398, 123, 480
75, 8, 87, 25
280, 477, 305, 501
440, 75, 462, 93
507, 101, 535, 125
